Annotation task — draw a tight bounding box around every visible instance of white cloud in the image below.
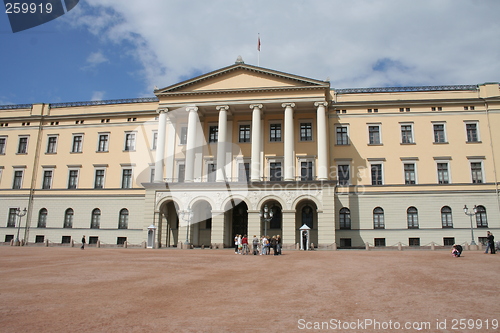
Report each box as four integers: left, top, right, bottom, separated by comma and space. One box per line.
68, 0, 500, 93
91, 91, 106, 101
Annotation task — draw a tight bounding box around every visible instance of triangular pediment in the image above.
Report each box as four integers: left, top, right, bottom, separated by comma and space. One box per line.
155, 63, 329, 96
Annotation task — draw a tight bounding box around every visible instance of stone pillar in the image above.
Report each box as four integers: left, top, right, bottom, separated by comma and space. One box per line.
282, 210, 296, 249
211, 211, 225, 248
282, 103, 295, 181
184, 106, 198, 182
165, 114, 176, 182
216, 106, 229, 182
250, 104, 263, 181
247, 210, 261, 240
154, 108, 168, 182
315, 102, 328, 180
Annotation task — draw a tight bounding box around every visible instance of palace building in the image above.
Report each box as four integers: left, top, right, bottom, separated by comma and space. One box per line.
1, 58, 499, 249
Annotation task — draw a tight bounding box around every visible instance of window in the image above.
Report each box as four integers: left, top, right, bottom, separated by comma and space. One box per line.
117, 237, 127, 245
89, 236, 98, 245
97, 134, 109, 152
0, 136, 6, 154
68, 170, 79, 189
339, 207, 351, 229
409, 238, 420, 246
90, 208, 101, 229
269, 162, 282, 181
18, 136, 28, 154
35, 235, 45, 243
441, 206, 453, 228
62, 236, 71, 244
118, 209, 129, 229
407, 206, 419, 229
404, 163, 416, 185
179, 127, 188, 145
121, 169, 132, 189
471, 162, 483, 183
433, 124, 446, 143
124, 132, 136, 151
374, 238, 386, 247
368, 125, 381, 145
300, 161, 313, 181
270, 123, 282, 142
475, 205, 488, 227
339, 238, 351, 248
437, 163, 449, 184
466, 122, 479, 142
239, 124, 251, 143
238, 163, 250, 182
371, 164, 382, 185
373, 207, 384, 229
42, 170, 53, 189
337, 165, 350, 185
208, 126, 218, 143
207, 163, 216, 182
336, 126, 349, 145
7, 208, 17, 227
38, 209, 47, 228
63, 208, 73, 228
401, 124, 414, 144
443, 237, 455, 246
94, 169, 105, 189
300, 123, 313, 141
47, 136, 58, 153
152, 131, 158, 150
178, 164, 185, 183
150, 167, 155, 183
13, 170, 24, 189
71, 135, 83, 153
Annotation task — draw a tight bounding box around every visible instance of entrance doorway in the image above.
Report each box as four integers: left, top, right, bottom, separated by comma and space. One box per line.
232, 201, 248, 238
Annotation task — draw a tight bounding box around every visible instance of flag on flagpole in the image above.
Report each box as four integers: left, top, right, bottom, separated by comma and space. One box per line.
257, 34, 261, 51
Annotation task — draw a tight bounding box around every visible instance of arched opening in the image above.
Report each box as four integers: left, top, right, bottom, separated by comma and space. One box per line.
159, 200, 180, 247
295, 200, 318, 246
190, 200, 212, 247
232, 201, 248, 240
260, 200, 282, 237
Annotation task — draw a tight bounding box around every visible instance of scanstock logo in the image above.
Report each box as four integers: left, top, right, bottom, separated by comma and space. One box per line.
4, 0, 79, 33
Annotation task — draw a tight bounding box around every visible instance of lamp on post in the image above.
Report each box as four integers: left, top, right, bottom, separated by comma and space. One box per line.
259, 204, 273, 236
463, 205, 477, 246
15, 207, 27, 246
178, 207, 193, 246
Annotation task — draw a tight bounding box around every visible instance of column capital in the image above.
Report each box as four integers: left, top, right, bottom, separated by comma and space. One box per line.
186, 105, 198, 113
314, 101, 328, 108
216, 105, 230, 112
281, 103, 296, 108
156, 107, 169, 114
250, 104, 263, 110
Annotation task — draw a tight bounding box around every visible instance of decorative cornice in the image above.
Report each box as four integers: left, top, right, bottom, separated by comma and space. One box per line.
49, 97, 158, 108
335, 85, 478, 94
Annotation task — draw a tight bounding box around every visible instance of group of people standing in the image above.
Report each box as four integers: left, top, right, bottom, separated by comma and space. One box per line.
234, 234, 282, 255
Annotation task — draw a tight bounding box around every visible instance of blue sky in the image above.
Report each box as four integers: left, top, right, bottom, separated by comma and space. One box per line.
1, 0, 500, 106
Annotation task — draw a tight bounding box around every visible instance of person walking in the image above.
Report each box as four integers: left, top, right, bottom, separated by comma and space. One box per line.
81, 235, 86, 250
276, 235, 282, 255
485, 231, 496, 254
242, 235, 249, 255
252, 235, 260, 255
234, 234, 239, 254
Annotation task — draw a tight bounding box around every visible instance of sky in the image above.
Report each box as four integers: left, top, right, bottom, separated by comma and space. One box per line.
1, 0, 500, 106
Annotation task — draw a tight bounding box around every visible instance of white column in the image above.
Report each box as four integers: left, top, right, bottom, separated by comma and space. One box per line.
154, 108, 168, 182
164, 114, 176, 182
315, 102, 328, 180
216, 105, 229, 182
250, 104, 263, 182
282, 103, 295, 181
185, 106, 198, 182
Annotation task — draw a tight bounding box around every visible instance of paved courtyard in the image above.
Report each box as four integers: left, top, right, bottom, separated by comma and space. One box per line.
0, 246, 498, 332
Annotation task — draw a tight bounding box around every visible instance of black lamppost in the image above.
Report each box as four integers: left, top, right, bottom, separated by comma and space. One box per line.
259, 204, 273, 236
463, 205, 477, 246
15, 207, 27, 246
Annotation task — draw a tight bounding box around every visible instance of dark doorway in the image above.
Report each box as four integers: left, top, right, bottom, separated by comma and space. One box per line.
232, 201, 248, 237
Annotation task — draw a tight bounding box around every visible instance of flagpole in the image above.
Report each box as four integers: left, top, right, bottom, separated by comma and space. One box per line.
257, 33, 260, 66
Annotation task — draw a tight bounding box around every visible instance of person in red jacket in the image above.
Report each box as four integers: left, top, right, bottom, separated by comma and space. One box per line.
241, 235, 249, 255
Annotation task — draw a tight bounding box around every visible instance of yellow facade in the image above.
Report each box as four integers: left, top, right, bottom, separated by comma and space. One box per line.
1, 61, 499, 249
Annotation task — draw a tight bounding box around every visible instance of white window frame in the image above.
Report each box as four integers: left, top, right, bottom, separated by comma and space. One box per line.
71, 134, 84, 153
336, 161, 351, 186
46, 135, 59, 154
468, 157, 485, 183
123, 131, 137, 152
97, 132, 110, 152
299, 120, 314, 142
400, 122, 414, 144
151, 130, 158, 150
17, 135, 29, 154
335, 124, 350, 145
178, 125, 188, 145
269, 121, 282, 143
369, 159, 385, 185
12, 167, 25, 189
120, 165, 134, 189
434, 158, 452, 184
267, 157, 283, 181
176, 160, 186, 182
298, 156, 315, 181
67, 166, 81, 189
41, 166, 55, 189
238, 122, 252, 143
401, 159, 418, 185
432, 122, 447, 144
464, 121, 481, 143
93, 165, 107, 189
208, 124, 218, 144
0, 136, 7, 155
367, 123, 382, 145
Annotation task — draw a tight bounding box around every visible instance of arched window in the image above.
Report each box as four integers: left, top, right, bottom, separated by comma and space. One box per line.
475, 205, 488, 227
373, 207, 384, 229
38, 208, 47, 228
441, 206, 453, 228
407, 206, 419, 229
118, 209, 129, 229
339, 207, 351, 229
302, 206, 314, 229
64, 208, 73, 228
91, 208, 101, 229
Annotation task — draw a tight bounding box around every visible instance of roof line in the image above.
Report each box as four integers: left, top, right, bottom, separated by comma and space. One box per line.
334, 85, 478, 94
